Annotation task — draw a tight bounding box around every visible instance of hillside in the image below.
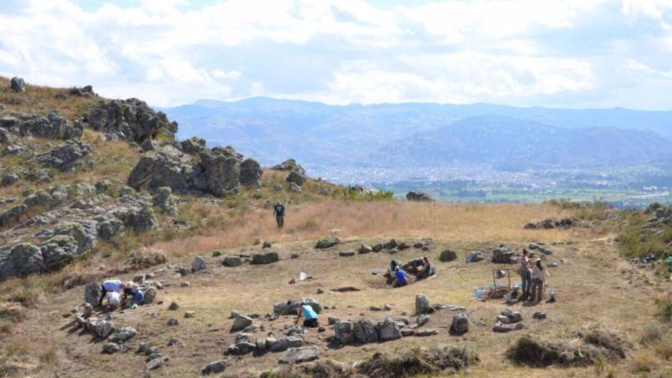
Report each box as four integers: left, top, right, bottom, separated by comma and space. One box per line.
371, 115, 672, 169
164, 97, 672, 173
1, 77, 672, 378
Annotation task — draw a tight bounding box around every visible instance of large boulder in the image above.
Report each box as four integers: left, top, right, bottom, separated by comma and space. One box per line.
0, 243, 45, 280
180, 137, 207, 155
451, 314, 469, 334
278, 346, 319, 365
84, 282, 102, 305
315, 237, 339, 249
97, 217, 125, 240
268, 336, 303, 352
354, 318, 378, 344
493, 246, 517, 264
334, 321, 354, 344
286, 171, 307, 187
16, 111, 83, 140
415, 294, 431, 315
378, 317, 402, 342
108, 326, 137, 343
192, 256, 207, 272
37, 140, 91, 172
83, 98, 177, 143
272, 159, 305, 175
440, 249, 458, 262
230, 316, 253, 333
251, 252, 279, 265
239, 158, 262, 187
201, 360, 227, 376
10, 77, 26, 92
406, 191, 433, 202
116, 204, 159, 232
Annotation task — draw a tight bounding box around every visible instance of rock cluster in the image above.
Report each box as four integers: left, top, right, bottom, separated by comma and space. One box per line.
128, 143, 263, 197
0, 182, 159, 280
334, 317, 402, 344
406, 191, 433, 201
82, 98, 177, 143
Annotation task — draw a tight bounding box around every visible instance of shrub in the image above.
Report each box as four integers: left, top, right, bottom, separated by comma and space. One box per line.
657, 298, 672, 323
641, 324, 665, 345
654, 334, 672, 360
631, 351, 658, 373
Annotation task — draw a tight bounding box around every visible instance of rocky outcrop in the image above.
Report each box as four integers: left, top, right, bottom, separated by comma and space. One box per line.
0, 111, 84, 140
153, 187, 178, 216
128, 144, 262, 197
180, 137, 207, 155
0, 243, 45, 280
68, 85, 96, 98
10, 77, 26, 92
240, 158, 262, 187
286, 171, 307, 187
406, 191, 433, 202
83, 98, 177, 143
37, 140, 91, 172
272, 159, 305, 174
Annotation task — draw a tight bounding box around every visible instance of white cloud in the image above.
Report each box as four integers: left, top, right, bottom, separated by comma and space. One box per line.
0, 0, 671, 108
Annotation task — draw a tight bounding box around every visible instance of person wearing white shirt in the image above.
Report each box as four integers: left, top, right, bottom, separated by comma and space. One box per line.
530, 259, 549, 303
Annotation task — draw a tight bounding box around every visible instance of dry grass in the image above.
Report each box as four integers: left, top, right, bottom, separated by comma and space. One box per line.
0, 76, 99, 121
154, 201, 574, 259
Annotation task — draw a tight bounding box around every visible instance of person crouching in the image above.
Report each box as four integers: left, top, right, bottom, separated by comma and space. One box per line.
295, 299, 319, 328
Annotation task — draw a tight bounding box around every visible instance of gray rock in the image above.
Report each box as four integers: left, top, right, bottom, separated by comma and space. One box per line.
109, 326, 137, 343
180, 137, 206, 155
466, 250, 486, 263
201, 360, 227, 375
492, 246, 517, 264
146, 355, 170, 370
153, 187, 178, 216
37, 140, 91, 172
167, 318, 179, 326
68, 85, 95, 97
439, 249, 458, 262
414, 329, 438, 337
279, 346, 319, 365
416, 314, 430, 327
354, 318, 378, 344
501, 308, 523, 323
286, 171, 307, 186
358, 244, 372, 254
272, 159, 305, 174
192, 256, 207, 272
230, 316, 253, 333
533, 312, 547, 320
84, 98, 177, 144
288, 182, 302, 193
97, 217, 125, 240
102, 343, 120, 354
251, 252, 279, 265
378, 317, 402, 342
184, 311, 196, 319
328, 317, 339, 326
117, 204, 159, 233
339, 251, 355, 257
84, 282, 102, 305
493, 323, 524, 333
269, 336, 303, 352
1, 173, 19, 187
415, 294, 431, 315
401, 329, 415, 337
315, 237, 339, 249
223, 256, 242, 267
168, 301, 180, 311
0, 243, 45, 280
334, 321, 354, 344
93, 320, 115, 339
10, 77, 26, 92
240, 158, 262, 187
0, 128, 12, 143
406, 191, 433, 202
451, 314, 469, 334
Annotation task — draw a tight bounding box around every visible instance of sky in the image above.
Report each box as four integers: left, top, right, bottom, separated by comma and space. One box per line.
1, 0, 672, 109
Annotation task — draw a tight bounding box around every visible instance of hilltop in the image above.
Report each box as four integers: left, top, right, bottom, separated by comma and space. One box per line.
0, 77, 671, 377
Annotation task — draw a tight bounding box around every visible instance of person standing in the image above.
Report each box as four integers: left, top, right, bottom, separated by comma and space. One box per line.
530, 259, 549, 303
518, 249, 532, 300
273, 201, 285, 228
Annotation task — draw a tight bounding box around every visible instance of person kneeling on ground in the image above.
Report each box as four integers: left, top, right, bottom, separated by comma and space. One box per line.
123, 287, 144, 308
98, 279, 125, 307
105, 291, 121, 311
416, 256, 435, 280
393, 267, 408, 288
295, 299, 319, 328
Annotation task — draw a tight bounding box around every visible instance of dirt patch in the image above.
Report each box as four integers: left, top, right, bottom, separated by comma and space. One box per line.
331, 286, 361, 293
507, 325, 632, 367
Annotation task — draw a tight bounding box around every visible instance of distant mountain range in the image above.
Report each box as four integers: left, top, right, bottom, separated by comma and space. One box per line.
163, 97, 672, 174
